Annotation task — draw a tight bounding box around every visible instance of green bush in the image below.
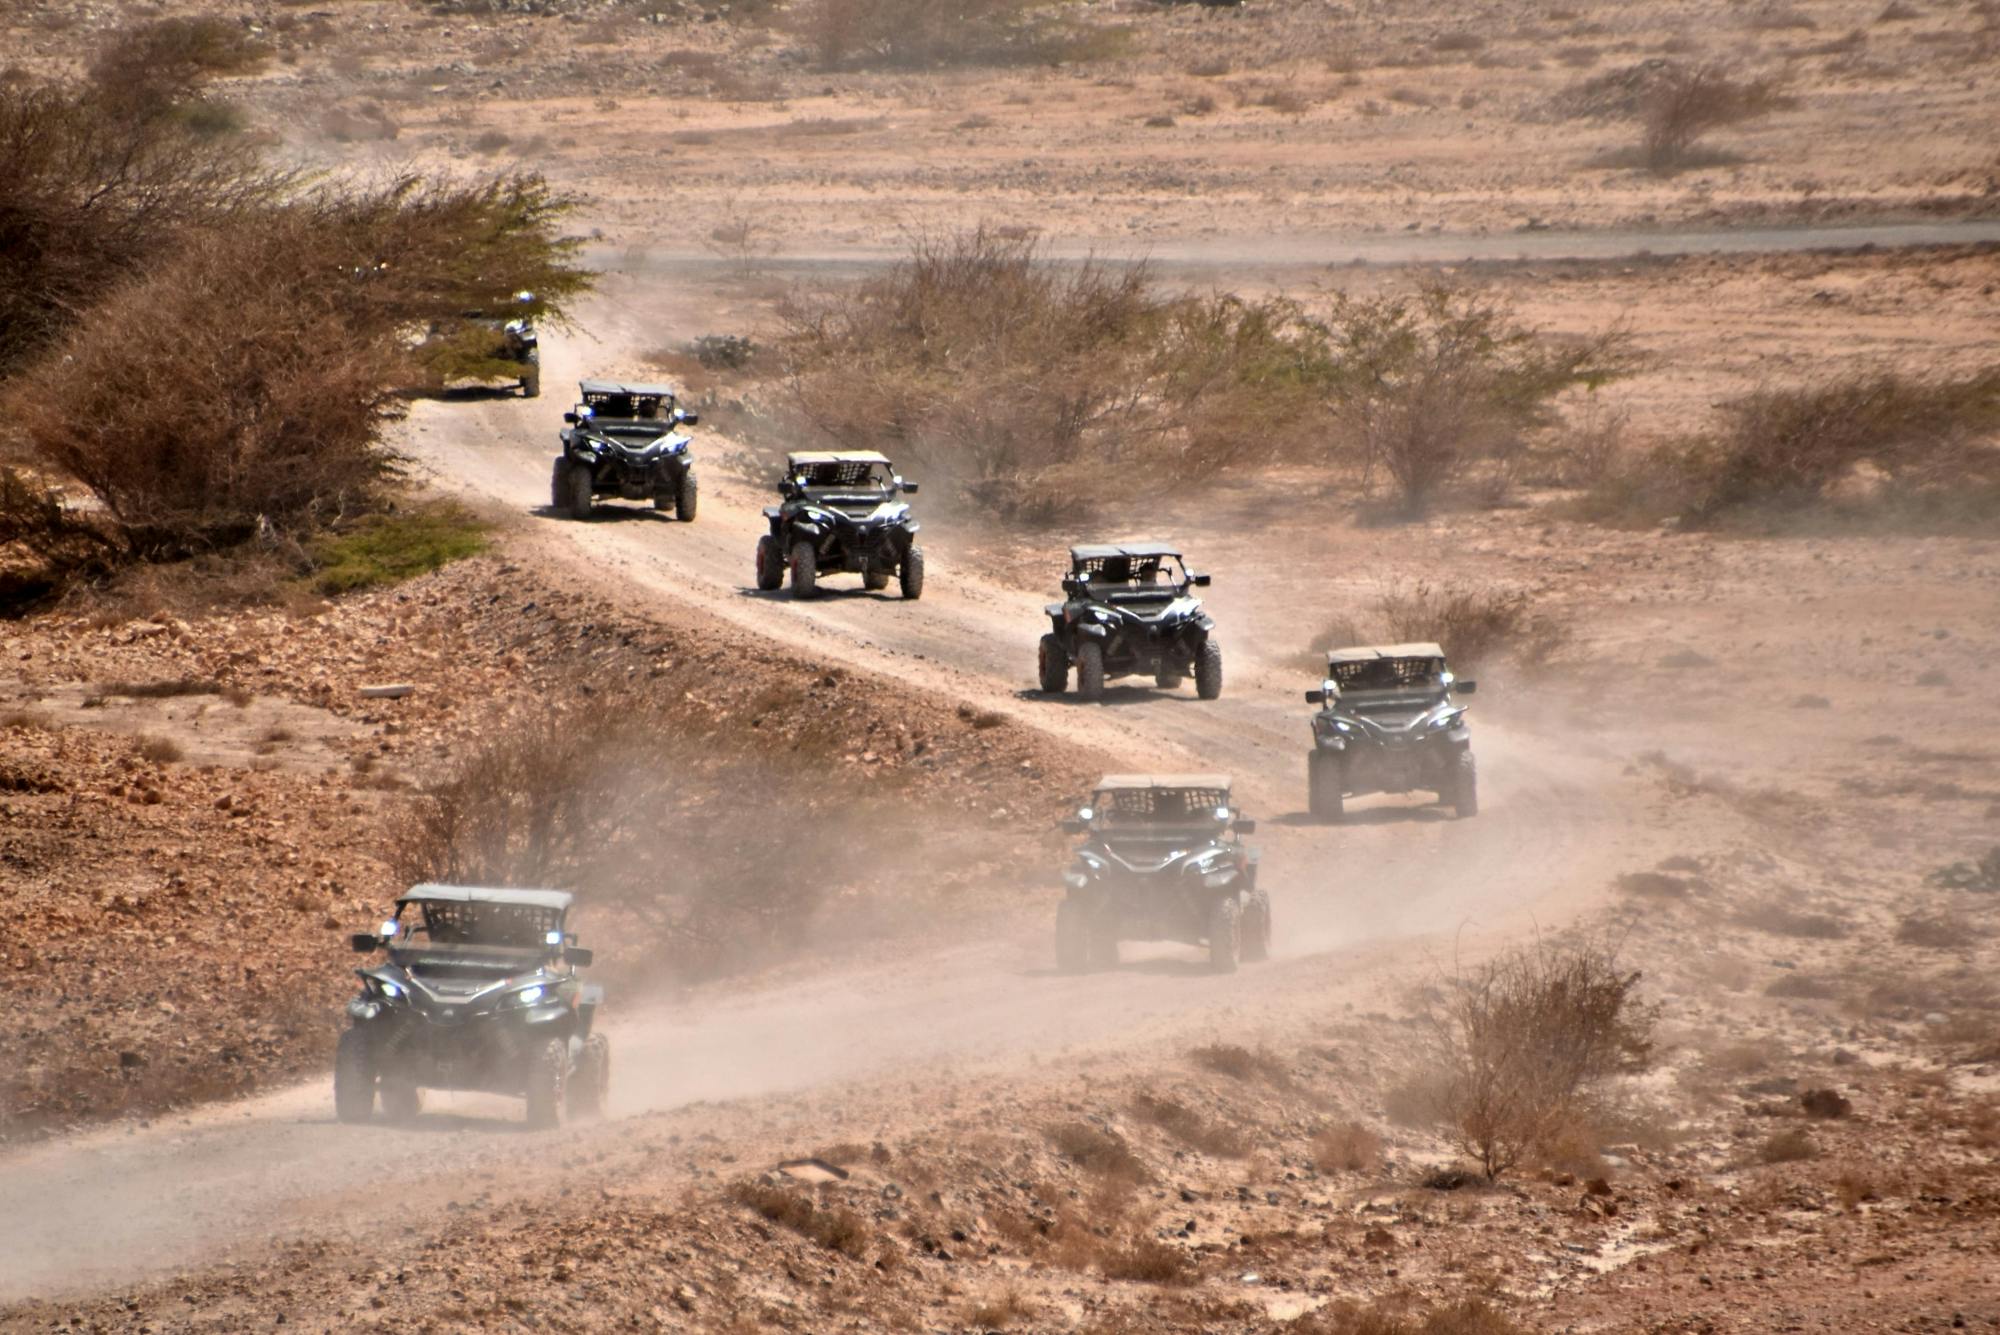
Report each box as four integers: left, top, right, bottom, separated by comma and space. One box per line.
308, 506, 490, 594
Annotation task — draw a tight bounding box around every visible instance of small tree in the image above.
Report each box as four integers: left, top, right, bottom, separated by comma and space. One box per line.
1423, 938, 1657, 1180
1325, 286, 1628, 513
1637, 63, 1785, 172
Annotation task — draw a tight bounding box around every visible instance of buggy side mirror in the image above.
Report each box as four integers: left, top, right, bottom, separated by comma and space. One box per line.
1456, 680, 1478, 695
1191, 573, 1211, 587
677, 411, 700, 426
350, 933, 380, 953
562, 412, 578, 424
566, 946, 594, 968
901, 481, 920, 494
1233, 818, 1257, 835
1305, 689, 1325, 705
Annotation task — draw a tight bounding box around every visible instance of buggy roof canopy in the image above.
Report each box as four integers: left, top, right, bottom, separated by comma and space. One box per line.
1070, 542, 1182, 562
787, 450, 890, 467
1094, 773, 1233, 792
397, 884, 574, 912
578, 379, 675, 398
1326, 642, 1446, 664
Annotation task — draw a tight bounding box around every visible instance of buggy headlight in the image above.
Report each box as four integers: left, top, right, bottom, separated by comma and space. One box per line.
510, 985, 547, 1008
378, 980, 402, 999
347, 998, 381, 1021
1429, 709, 1465, 731
1063, 870, 1089, 890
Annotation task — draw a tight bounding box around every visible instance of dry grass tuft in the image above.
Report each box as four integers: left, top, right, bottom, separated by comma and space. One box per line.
1757, 1127, 1818, 1164
1188, 1043, 1293, 1088
1047, 1120, 1150, 1182
1098, 1235, 1191, 1285
964, 1285, 1038, 1327
728, 1180, 872, 1257
1308, 581, 1568, 672
1131, 1091, 1248, 1157
136, 735, 185, 764
1312, 1120, 1384, 1173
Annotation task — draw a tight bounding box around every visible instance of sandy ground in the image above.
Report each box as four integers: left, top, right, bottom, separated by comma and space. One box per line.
2, 0, 1998, 1330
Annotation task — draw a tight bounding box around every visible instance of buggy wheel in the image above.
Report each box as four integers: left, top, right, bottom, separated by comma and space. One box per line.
1194, 640, 1224, 700
568, 1034, 610, 1120
1308, 751, 1345, 822
1037, 634, 1068, 694
333, 1027, 375, 1124
520, 355, 540, 399
549, 459, 569, 514
524, 1036, 567, 1129
899, 544, 925, 600
1450, 750, 1479, 819
564, 460, 594, 519
1154, 668, 1184, 690
1241, 888, 1272, 963
1207, 895, 1241, 975
675, 470, 698, 522
379, 1073, 422, 1124
1055, 897, 1089, 974
863, 569, 890, 591
754, 535, 783, 591
787, 541, 818, 598
1076, 640, 1105, 701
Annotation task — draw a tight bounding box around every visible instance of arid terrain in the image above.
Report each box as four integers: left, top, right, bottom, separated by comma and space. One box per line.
2, 0, 1997, 1331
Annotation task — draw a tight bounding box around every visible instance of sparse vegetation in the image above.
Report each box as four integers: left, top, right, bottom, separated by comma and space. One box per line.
1047, 1120, 1150, 1182
1306, 581, 1569, 672
1757, 1127, 1819, 1164
1130, 1090, 1248, 1157
1311, 1120, 1384, 1173
1635, 63, 1787, 171
307, 505, 490, 594
1422, 938, 1658, 1180
136, 735, 185, 764
727, 1180, 872, 1257
787, 0, 1122, 70
1188, 1042, 1293, 1087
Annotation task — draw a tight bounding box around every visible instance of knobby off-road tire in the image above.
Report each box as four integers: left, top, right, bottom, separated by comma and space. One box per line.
1207, 895, 1241, 974
788, 541, 818, 598
520, 356, 540, 399
899, 545, 925, 600
1241, 888, 1273, 963
1195, 640, 1224, 701
755, 535, 783, 591
1451, 750, 1479, 819
568, 1034, 610, 1120
549, 460, 569, 514
1055, 897, 1089, 974
565, 461, 594, 519
524, 1036, 567, 1129
333, 1027, 375, 1124
1037, 634, 1068, 694
676, 471, 698, 522
1076, 640, 1106, 701
1308, 751, 1345, 822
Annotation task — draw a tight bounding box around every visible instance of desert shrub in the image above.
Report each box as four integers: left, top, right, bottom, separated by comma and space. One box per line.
1756, 1127, 1818, 1164
1324, 286, 1629, 512
789, 0, 1118, 69
727, 1181, 872, 1257
964, 1287, 1038, 1327
1188, 1042, 1292, 1086
1130, 1091, 1247, 1157
1306, 581, 1568, 671
1098, 1236, 1191, 1284
1311, 1120, 1383, 1173
1421, 938, 1657, 1180
307, 504, 490, 594
136, 735, 185, 764
1047, 1121, 1150, 1181
1634, 62, 1787, 171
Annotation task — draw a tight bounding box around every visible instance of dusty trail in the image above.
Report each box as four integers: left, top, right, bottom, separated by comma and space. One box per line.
0, 252, 1701, 1305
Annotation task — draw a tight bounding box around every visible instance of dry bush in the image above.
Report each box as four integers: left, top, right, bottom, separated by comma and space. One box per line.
728, 1180, 872, 1257
1325, 286, 1630, 512
1756, 1127, 1818, 1164
1634, 62, 1787, 171
135, 735, 184, 764
1188, 1043, 1292, 1087
1308, 581, 1568, 672
1421, 938, 1657, 1180
1047, 1121, 1150, 1182
965, 1286, 1038, 1327
1130, 1091, 1247, 1157
1311, 1120, 1383, 1173
1098, 1235, 1191, 1284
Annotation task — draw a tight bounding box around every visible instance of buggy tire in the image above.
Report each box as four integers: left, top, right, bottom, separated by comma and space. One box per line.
1055, 897, 1089, 974
1207, 895, 1241, 975
863, 569, 890, 591
564, 460, 594, 519
1076, 641, 1105, 701
1195, 640, 1224, 700
1037, 634, 1068, 694
549, 459, 569, 514
520, 355, 540, 399
333, 1027, 375, 1124
788, 541, 818, 598
379, 1073, 422, 1124
1241, 888, 1272, 963
755, 535, 783, 591
1308, 751, 1345, 822
675, 471, 698, 522
899, 545, 925, 600
568, 1034, 610, 1120
1451, 750, 1479, 819
524, 1036, 567, 1129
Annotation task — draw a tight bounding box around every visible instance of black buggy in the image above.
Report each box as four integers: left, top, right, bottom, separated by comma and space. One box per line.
754, 450, 923, 599
1304, 642, 1479, 821
1037, 543, 1221, 702
1054, 775, 1269, 974
551, 380, 700, 520
336, 885, 608, 1129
